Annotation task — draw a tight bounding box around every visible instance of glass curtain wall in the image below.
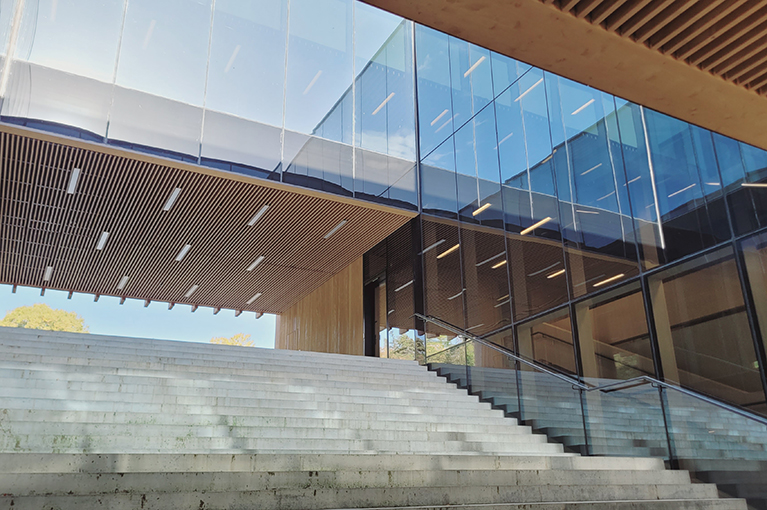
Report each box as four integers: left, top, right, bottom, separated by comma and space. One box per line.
411, 24, 767, 415
0, 0, 418, 208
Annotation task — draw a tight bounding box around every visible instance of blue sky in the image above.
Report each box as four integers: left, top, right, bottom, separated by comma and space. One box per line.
0, 284, 276, 348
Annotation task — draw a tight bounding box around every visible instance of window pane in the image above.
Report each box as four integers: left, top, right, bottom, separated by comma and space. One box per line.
415, 25, 453, 157
449, 37, 492, 131
741, 232, 767, 413
3, 0, 124, 137
421, 216, 465, 333
507, 234, 568, 322
421, 137, 458, 218
518, 307, 576, 376
489, 51, 530, 99
649, 246, 763, 411
201, 0, 287, 175
575, 282, 654, 381
109, 0, 212, 158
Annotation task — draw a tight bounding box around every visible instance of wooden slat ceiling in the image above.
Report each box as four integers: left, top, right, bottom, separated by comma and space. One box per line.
544, 0, 767, 96
0, 129, 413, 314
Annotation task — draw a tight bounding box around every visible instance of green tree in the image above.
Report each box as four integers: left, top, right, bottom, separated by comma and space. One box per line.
0, 303, 89, 332
210, 333, 254, 347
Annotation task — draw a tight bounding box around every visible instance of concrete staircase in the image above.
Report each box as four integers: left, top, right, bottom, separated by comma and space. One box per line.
0, 327, 748, 509
431, 363, 767, 509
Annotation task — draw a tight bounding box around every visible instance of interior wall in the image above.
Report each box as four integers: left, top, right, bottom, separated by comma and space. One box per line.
275, 258, 364, 355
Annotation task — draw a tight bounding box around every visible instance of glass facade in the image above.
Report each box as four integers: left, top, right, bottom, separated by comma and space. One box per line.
2, 0, 767, 416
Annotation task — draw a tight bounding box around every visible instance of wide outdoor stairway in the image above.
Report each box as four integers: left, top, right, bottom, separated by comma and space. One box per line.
0, 327, 748, 510
432, 364, 767, 510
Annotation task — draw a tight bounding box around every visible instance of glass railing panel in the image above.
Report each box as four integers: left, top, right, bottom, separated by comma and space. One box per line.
425, 336, 469, 387
583, 384, 669, 460
467, 339, 519, 417
661, 387, 767, 509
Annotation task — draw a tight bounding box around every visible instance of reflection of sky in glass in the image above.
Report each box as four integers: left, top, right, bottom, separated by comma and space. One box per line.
0, 0, 14, 55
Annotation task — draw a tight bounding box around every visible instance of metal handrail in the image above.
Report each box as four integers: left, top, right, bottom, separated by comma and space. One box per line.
416, 313, 767, 427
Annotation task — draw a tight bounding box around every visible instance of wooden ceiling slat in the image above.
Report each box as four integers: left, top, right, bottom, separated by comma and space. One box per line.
705, 24, 767, 74
661, 1, 742, 55
691, 9, 767, 68
0, 130, 413, 314
591, 0, 627, 25
630, 0, 691, 44
575, 0, 602, 19
560, 0, 580, 14
649, 0, 724, 49
604, 0, 652, 32
675, 1, 763, 62
746, 71, 767, 91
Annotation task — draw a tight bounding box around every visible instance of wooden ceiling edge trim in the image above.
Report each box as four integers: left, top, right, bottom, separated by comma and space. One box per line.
359, 0, 767, 152
0, 122, 418, 220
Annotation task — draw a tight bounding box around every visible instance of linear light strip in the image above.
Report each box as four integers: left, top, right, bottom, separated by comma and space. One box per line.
593, 273, 625, 288
372, 92, 395, 115
495, 132, 513, 150
421, 239, 445, 255
437, 243, 460, 259
96, 231, 109, 251
246, 255, 265, 272
547, 269, 566, 279
43, 266, 53, 282
520, 217, 551, 236
476, 252, 505, 267
668, 183, 696, 198
742, 182, 767, 188
117, 276, 129, 291
67, 168, 80, 194
494, 299, 510, 308
224, 44, 241, 73
163, 187, 182, 212
431, 109, 449, 126
514, 77, 543, 102
184, 284, 199, 298
248, 205, 270, 226
324, 220, 348, 239
463, 55, 486, 77
303, 70, 322, 95
527, 261, 560, 277
472, 202, 491, 216
447, 290, 465, 300
246, 292, 262, 305
580, 162, 602, 176
491, 260, 507, 269
571, 98, 595, 116
175, 244, 192, 262
394, 280, 414, 292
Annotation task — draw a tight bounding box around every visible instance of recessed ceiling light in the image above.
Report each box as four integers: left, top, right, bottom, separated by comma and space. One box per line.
96, 231, 110, 251
520, 217, 552, 236
491, 260, 507, 269
372, 92, 395, 115
246, 292, 262, 305
43, 266, 53, 282
303, 70, 322, 95
67, 168, 80, 194
571, 98, 595, 116
463, 55, 486, 77
431, 109, 449, 126
742, 182, 767, 188
547, 269, 566, 279
437, 243, 460, 259
248, 205, 270, 226
394, 280, 414, 292
473, 203, 491, 216
246, 255, 265, 271
324, 220, 347, 239
175, 244, 192, 262
514, 77, 543, 102
668, 183, 696, 198
184, 284, 199, 298
117, 276, 130, 290
593, 273, 625, 288
163, 187, 182, 212
580, 163, 602, 176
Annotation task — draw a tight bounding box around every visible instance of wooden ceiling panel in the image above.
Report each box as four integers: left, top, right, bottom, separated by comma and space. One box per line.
0, 128, 414, 314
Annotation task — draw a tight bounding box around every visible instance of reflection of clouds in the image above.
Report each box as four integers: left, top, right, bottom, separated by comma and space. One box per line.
358, 128, 416, 161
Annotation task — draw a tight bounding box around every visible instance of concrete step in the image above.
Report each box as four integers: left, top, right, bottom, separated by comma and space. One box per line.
0, 484, 732, 510
0, 468, 697, 495
0, 408, 524, 431
0, 453, 666, 473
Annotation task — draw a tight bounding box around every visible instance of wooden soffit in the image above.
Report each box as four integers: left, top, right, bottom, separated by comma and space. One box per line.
0, 125, 414, 314
363, 0, 767, 151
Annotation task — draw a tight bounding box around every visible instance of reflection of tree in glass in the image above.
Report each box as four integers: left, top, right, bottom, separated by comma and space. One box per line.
425, 336, 474, 365
0, 304, 88, 333
210, 333, 254, 347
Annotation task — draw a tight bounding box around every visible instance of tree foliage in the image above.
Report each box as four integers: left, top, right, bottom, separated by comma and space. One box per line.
0, 303, 89, 332
210, 333, 254, 347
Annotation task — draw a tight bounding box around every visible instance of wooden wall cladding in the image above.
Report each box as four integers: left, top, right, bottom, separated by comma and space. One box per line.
0, 129, 413, 314
275, 258, 363, 355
